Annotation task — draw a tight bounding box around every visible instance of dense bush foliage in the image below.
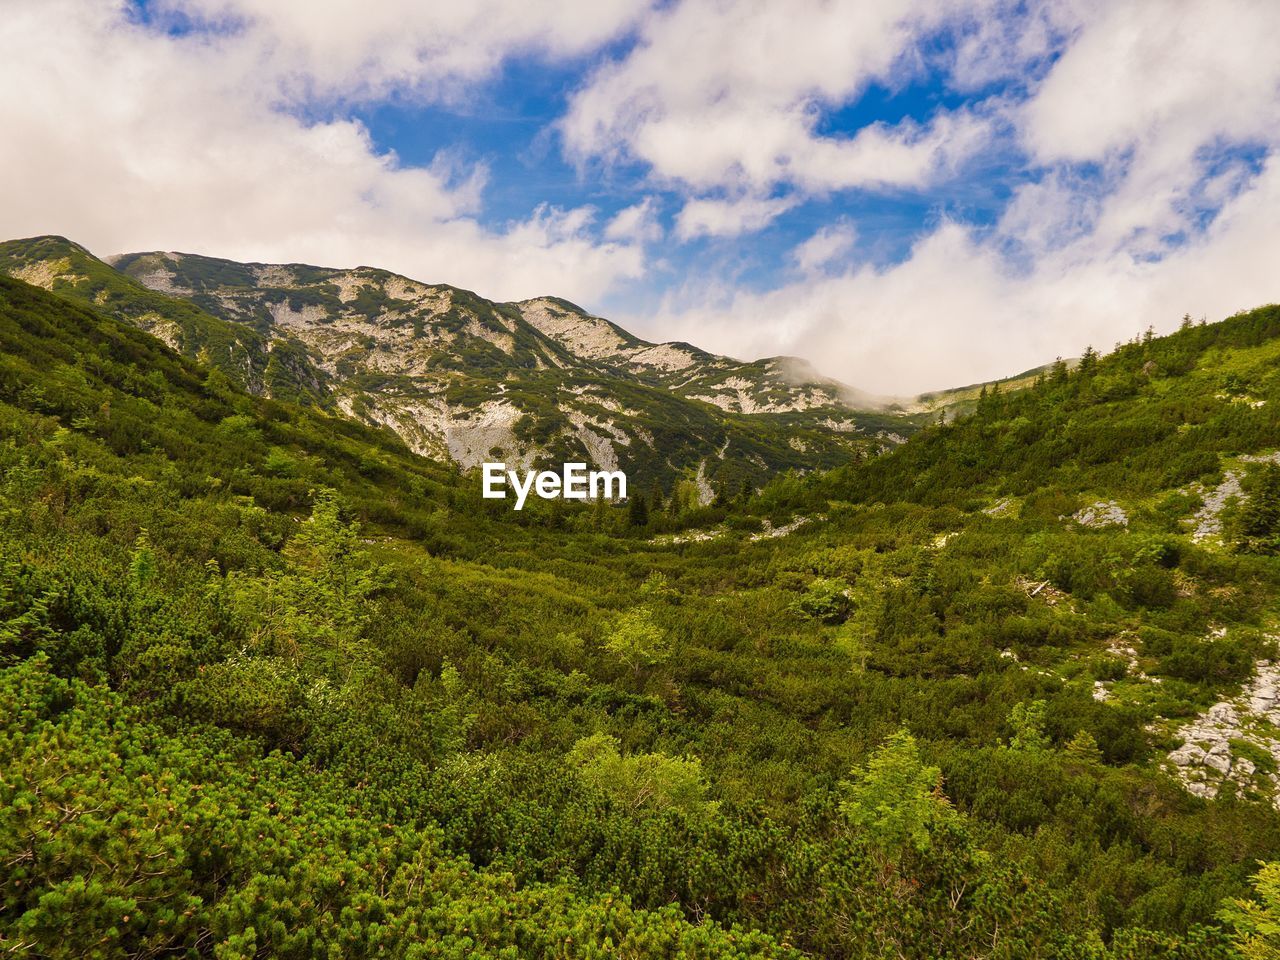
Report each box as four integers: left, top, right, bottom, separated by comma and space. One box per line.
5, 274, 1280, 956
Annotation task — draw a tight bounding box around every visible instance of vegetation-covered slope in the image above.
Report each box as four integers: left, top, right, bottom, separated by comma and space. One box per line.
9, 237, 924, 494
5, 274, 1280, 957
0, 235, 330, 406
2, 237, 919, 494
111, 246, 919, 488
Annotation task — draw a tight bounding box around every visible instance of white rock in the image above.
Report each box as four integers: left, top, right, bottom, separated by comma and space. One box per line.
1169, 745, 1203, 767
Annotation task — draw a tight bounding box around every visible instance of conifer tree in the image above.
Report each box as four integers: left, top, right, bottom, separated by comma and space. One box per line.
841, 729, 957, 855
1221, 862, 1280, 959
1064, 730, 1103, 764
649, 480, 665, 515
1240, 464, 1280, 554
1079, 345, 1098, 375
1008, 700, 1050, 751
627, 491, 649, 527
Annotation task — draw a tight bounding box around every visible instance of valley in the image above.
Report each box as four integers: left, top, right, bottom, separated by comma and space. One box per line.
4, 254, 1280, 957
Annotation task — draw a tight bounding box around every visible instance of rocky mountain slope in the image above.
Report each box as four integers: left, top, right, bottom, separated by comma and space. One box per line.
1, 236, 917, 490
0, 236, 330, 407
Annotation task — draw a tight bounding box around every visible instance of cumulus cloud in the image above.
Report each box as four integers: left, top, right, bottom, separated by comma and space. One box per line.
621, 0, 1280, 394
3, 0, 1279, 396
641, 155, 1280, 396
674, 195, 799, 240
1014, 0, 1280, 259
150, 0, 653, 102
605, 197, 664, 244
792, 222, 858, 275
0, 0, 647, 303
561, 0, 997, 197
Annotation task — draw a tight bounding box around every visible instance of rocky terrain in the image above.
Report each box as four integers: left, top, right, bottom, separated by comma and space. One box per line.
1073, 451, 1280, 807
0, 236, 921, 490
1166, 658, 1280, 803
1190, 452, 1280, 543
1073, 500, 1129, 528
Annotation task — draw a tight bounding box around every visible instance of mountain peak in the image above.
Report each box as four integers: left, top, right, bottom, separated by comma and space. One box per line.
2, 236, 925, 489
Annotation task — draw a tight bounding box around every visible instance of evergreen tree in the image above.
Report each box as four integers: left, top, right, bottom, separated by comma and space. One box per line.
627, 492, 649, 527
648, 480, 665, 516
1240, 464, 1280, 554
1221, 862, 1280, 959
1064, 730, 1103, 764
1079, 345, 1099, 376
840, 729, 957, 855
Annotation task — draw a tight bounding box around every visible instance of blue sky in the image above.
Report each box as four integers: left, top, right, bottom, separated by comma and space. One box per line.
3, 0, 1280, 392
344, 40, 1037, 341
353, 55, 988, 293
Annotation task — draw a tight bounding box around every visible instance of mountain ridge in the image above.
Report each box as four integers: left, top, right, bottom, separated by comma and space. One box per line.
1, 235, 921, 492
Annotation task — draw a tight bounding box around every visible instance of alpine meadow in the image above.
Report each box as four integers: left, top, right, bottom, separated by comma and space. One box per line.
6, 1, 1280, 958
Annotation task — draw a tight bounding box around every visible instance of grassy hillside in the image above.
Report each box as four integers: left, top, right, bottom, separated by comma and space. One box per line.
910, 360, 1068, 421
5, 274, 1280, 957
2, 237, 921, 494
0, 236, 330, 406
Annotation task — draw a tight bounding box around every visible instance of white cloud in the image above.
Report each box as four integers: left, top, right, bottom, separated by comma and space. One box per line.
638, 150, 1280, 395
561, 0, 996, 200
1019, 0, 1280, 166
152, 0, 653, 102
788, 110, 994, 193
674, 195, 798, 240
792, 222, 858, 275
0, 0, 646, 304
4, 0, 1279, 398
605, 197, 663, 243
946, 1, 1077, 91
615, 0, 1280, 394
1033, 4, 1280, 259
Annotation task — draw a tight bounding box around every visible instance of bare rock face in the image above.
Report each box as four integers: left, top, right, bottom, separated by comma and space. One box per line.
983, 497, 1017, 517
1191, 471, 1244, 543
0, 237, 918, 490
106, 252, 908, 487
1190, 452, 1280, 544
1165, 660, 1280, 804
1073, 501, 1129, 528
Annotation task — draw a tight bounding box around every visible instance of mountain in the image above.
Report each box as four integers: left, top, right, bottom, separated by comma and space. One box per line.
0, 236, 919, 492
6, 269, 1280, 955
0, 235, 330, 406
906, 359, 1070, 421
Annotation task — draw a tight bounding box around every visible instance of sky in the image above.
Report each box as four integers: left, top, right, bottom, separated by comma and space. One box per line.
2, 0, 1279, 395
